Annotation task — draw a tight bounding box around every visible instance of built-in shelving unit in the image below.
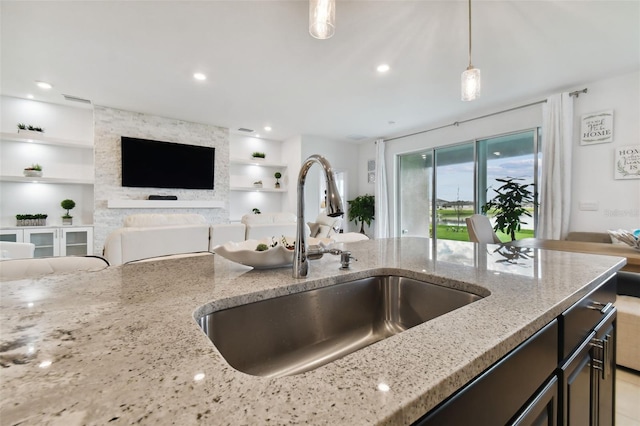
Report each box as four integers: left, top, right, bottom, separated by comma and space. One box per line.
229, 157, 287, 192
0, 175, 93, 185
0, 132, 93, 149
230, 186, 287, 193
230, 158, 287, 168
0, 131, 94, 186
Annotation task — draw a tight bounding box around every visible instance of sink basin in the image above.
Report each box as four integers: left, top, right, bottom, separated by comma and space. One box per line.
197, 275, 483, 377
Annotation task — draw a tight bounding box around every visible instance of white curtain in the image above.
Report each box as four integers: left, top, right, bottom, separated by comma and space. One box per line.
539, 93, 573, 240
374, 139, 390, 238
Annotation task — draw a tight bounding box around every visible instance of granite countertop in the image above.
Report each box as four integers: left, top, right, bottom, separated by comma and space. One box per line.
0, 238, 625, 425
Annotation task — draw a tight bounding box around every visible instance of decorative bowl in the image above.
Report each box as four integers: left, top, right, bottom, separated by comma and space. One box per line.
213, 237, 331, 269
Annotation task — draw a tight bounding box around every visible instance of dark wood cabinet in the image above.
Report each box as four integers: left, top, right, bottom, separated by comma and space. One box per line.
560, 310, 615, 426
413, 276, 617, 426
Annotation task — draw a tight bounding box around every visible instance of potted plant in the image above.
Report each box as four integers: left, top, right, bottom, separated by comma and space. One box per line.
251, 152, 266, 160
348, 194, 375, 234
274, 172, 282, 189
252, 208, 261, 214
253, 180, 263, 188
481, 177, 537, 241
16, 213, 48, 226
17, 123, 45, 134
61, 199, 76, 225
23, 163, 43, 177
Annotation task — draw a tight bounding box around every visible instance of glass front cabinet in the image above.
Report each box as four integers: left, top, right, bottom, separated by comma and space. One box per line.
2, 226, 93, 258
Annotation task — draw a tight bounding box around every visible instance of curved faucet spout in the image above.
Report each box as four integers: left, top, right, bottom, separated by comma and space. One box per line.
294, 155, 344, 278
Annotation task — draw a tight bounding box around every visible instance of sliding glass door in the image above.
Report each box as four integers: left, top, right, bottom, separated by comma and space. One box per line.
434, 143, 475, 240
397, 129, 539, 241
398, 151, 432, 237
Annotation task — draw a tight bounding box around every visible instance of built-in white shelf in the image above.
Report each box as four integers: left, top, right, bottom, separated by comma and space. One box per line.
1, 132, 93, 149
230, 186, 287, 192
107, 200, 225, 209
230, 158, 287, 168
0, 175, 94, 185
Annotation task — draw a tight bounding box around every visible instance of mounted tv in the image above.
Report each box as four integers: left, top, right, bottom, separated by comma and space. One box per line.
121, 137, 215, 190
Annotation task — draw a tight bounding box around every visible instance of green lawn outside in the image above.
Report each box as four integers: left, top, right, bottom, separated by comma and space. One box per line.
434, 225, 535, 242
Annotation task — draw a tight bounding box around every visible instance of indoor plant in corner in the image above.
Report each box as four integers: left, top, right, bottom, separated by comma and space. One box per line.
61, 199, 76, 225
481, 177, 537, 241
348, 194, 375, 235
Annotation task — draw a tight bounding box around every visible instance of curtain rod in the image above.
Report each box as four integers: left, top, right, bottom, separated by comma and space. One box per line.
383, 88, 588, 143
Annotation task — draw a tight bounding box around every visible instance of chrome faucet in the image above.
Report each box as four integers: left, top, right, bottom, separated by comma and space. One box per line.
293, 155, 344, 278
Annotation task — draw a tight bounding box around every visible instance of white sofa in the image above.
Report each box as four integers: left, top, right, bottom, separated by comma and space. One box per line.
103, 213, 368, 266
103, 214, 212, 266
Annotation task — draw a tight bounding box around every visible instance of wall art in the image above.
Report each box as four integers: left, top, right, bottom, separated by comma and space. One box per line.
580, 110, 613, 145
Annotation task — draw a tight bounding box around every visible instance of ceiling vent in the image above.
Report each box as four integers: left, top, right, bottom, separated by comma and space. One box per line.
62, 94, 92, 104
237, 127, 254, 133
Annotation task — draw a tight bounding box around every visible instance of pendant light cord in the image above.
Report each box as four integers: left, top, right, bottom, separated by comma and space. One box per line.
467, 0, 473, 69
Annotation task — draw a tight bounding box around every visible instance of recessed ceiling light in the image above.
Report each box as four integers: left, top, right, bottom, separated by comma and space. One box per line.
255, 134, 260, 138
193, 73, 206, 81
35, 81, 52, 89
377, 64, 390, 73
27, 94, 34, 99
264, 126, 272, 132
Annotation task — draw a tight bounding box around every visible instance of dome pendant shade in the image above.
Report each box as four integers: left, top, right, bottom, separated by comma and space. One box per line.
461, 67, 481, 101
309, 0, 335, 39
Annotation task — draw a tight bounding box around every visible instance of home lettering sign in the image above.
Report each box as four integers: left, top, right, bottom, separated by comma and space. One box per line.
615, 145, 640, 180
580, 110, 613, 145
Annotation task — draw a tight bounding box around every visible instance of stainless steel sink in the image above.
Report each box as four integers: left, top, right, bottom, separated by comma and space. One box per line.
197, 275, 483, 378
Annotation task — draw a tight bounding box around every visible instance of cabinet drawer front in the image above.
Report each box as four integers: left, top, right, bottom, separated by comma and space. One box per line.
414, 319, 558, 426
560, 276, 616, 361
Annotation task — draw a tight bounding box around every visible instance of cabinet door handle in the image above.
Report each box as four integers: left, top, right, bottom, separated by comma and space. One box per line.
588, 301, 614, 314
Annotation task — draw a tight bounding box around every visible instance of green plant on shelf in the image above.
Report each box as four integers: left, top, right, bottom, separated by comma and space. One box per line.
61, 199, 76, 219
24, 163, 42, 171
17, 123, 44, 133
251, 152, 266, 159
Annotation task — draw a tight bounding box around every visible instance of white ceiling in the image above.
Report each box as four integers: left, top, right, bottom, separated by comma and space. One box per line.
1, 1, 638, 143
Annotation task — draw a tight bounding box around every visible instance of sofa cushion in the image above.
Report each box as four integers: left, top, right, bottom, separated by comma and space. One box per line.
103, 224, 210, 265
308, 222, 321, 237
0, 256, 109, 281
241, 212, 296, 225
210, 223, 246, 248
123, 213, 206, 227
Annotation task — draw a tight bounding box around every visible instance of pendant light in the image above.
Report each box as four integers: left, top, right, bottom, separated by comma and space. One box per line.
309, 0, 335, 39
461, 0, 481, 101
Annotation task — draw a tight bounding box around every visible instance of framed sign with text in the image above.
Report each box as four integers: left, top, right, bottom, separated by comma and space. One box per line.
615, 145, 640, 180
580, 110, 613, 145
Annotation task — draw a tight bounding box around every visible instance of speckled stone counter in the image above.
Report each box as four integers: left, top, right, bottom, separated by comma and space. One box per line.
0, 238, 625, 425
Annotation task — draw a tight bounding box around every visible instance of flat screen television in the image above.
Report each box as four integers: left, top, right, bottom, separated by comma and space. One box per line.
121, 137, 215, 190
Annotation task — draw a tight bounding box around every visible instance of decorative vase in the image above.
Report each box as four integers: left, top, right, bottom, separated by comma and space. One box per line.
275, 181, 280, 189
18, 129, 44, 137
23, 170, 42, 178
62, 217, 73, 225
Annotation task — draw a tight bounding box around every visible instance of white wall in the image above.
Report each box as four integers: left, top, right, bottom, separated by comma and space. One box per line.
364, 70, 640, 236
0, 97, 94, 226
570, 71, 639, 231
300, 136, 360, 232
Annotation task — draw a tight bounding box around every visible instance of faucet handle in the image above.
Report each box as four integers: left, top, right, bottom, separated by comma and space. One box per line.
340, 251, 357, 270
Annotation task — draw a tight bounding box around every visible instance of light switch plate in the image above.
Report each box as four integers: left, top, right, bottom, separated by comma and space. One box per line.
579, 201, 599, 211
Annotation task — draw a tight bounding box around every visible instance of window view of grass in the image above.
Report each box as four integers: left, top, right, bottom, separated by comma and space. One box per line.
433, 207, 535, 242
